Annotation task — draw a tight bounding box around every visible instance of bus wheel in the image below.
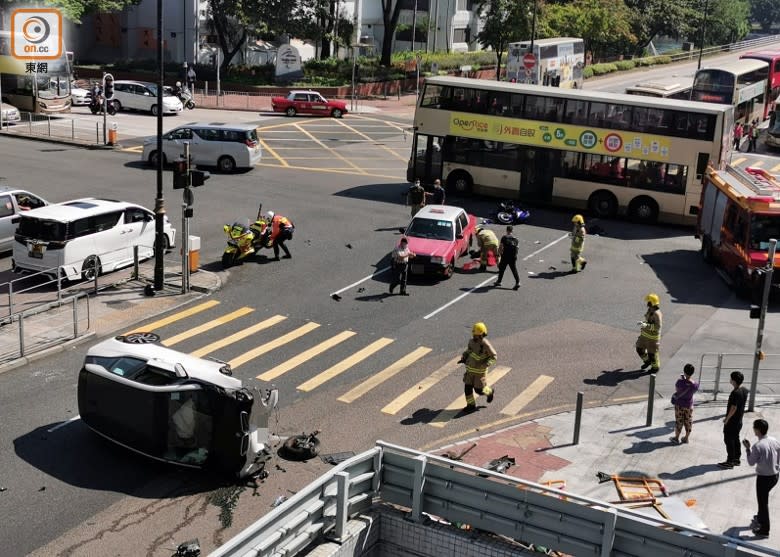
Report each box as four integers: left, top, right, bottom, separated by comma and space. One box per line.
447, 172, 473, 195
629, 196, 659, 223
588, 191, 617, 219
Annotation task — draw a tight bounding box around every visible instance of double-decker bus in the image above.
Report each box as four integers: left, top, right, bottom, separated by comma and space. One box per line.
625, 77, 693, 100
0, 31, 72, 114
506, 37, 585, 89
740, 50, 780, 118
408, 76, 734, 225
691, 58, 768, 124
766, 98, 780, 149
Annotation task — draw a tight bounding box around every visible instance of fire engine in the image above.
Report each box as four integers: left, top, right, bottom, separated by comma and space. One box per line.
697, 164, 780, 297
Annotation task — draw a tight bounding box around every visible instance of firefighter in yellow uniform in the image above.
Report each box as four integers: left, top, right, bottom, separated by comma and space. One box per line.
476, 227, 499, 272
570, 214, 587, 272
636, 293, 662, 372
460, 322, 497, 412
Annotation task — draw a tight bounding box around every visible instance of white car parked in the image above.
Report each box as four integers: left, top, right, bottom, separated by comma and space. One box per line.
0, 102, 20, 125
111, 80, 183, 116
69, 80, 91, 106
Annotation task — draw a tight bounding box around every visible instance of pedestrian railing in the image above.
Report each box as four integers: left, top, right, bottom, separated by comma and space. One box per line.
665, 34, 780, 64
0, 112, 107, 145
698, 352, 780, 401
210, 441, 776, 557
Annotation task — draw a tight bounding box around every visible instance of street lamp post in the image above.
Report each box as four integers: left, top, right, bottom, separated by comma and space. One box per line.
153, 0, 166, 291
697, 0, 710, 70
530, 0, 537, 52
748, 238, 777, 412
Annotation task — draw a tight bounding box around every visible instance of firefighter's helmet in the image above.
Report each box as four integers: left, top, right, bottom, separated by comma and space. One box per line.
472, 322, 488, 336
266, 210, 275, 220
572, 214, 585, 224
645, 293, 660, 306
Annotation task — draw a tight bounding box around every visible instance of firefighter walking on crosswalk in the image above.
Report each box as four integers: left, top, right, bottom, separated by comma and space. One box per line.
459, 322, 497, 412
636, 293, 662, 372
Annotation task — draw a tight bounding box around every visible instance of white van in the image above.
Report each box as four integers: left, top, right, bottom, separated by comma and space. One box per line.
13, 198, 176, 281
142, 123, 262, 173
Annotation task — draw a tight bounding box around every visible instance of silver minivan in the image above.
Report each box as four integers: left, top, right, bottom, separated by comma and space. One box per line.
142, 123, 262, 173
0, 187, 48, 252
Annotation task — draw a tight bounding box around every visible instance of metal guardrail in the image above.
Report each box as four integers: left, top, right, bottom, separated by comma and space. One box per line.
210, 441, 776, 557
0, 111, 106, 144
698, 352, 780, 401
664, 34, 780, 64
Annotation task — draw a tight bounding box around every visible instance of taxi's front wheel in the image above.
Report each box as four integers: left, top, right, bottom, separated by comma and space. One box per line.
286, 106, 297, 117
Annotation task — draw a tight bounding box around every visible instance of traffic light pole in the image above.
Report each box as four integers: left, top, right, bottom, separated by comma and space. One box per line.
153, 0, 166, 291
181, 142, 191, 294
102, 75, 107, 145
748, 237, 776, 411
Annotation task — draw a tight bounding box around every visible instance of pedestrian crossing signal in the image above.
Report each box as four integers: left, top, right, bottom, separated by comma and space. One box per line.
750, 304, 761, 319
191, 169, 209, 187
173, 159, 188, 189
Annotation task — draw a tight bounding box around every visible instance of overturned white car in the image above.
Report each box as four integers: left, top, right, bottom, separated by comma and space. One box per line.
78, 332, 278, 479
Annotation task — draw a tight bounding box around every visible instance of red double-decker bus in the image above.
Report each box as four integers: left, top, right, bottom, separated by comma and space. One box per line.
740, 50, 780, 119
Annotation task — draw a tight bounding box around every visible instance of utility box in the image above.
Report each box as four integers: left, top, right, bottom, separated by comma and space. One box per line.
185, 235, 200, 272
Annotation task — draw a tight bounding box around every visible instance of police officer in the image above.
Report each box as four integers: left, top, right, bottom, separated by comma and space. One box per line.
430, 179, 446, 205
406, 180, 426, 217
494, 225, 520, 289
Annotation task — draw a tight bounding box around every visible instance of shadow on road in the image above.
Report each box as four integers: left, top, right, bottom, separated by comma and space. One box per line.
658, 463, 722, 480
583, 368, 652, 386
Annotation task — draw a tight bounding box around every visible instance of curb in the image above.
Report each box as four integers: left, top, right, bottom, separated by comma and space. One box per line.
0, 131, 118, 150
0, 331, 96, 376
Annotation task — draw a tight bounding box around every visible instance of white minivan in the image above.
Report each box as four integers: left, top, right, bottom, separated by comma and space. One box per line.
142, 123, 262, 173
13, 198, 176, 281
112, 80, 183, 116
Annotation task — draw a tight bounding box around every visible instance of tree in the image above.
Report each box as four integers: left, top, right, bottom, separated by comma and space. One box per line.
702, 0, 750, 45
750, 0, 780, 33
380, 0, 404, 66
544, 0, 635, 61
0, 0, 141, 29
474, 0, 534, 80
623, 0, 698, 57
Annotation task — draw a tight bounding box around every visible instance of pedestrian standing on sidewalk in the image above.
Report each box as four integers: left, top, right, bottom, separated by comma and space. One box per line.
670, 363, 699, 444
494, 225, 520, 290
750, 120, 760, 152
719, 371, 749, 469
745, 122, 755, 152
459, 322, 497, 413
743, 419, 780, 538
734, 122, 744, 151
389, 237, 415, 295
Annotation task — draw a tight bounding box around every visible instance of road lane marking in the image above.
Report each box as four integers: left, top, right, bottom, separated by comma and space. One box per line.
257, 118, 320, 131
297, 337, 394, 392
332, 118, 408, 162
121, 146, 144, 153
500, 374, 554, 416
253, 162, 404, 181
423, 233, 571, 320
338, 346, 432, 403
750, 159, 764, 167
351, 114, 409, 133
124, 300, 220, 334
161, 307, 254, 347
330, 266, 393, 297
229, 322, 320, 369
382, 356, 461, 415
429, 366, 512, 428
258, 330, 356, 381
731, 156, 746, 165
189, 314, 287, 358
772, 162, 780, 172
48, 415, 80, 432
294, 123, 366, 174
258, 138, 289, 167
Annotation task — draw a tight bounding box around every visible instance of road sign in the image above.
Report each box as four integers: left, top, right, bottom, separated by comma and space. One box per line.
523, 53, 537, 69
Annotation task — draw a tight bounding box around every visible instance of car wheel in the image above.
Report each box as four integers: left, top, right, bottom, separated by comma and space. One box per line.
629, 196, 659, 224
286, 106, 297, 117
218, 156, 236, 173
588, 191, 618, 219
81, 255, 100, 281
331, 108, 343, 118
148, 150, 166, 168
444, 257, 455, 278
112, 100, 122, 112
222, 251, 236, 269
151, 104, 159, 117
447, 171, 473, 195
120, 332, 161, 344
281, 434, 320, 461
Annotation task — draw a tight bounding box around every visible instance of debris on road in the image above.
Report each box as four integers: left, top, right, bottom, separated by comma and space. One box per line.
280, 431, 321, 461
331, 294, 342, 301
481, 455, 515, 475
272, 495, 288, 507
321, 451, 356, 465
174, 539, 201, 557
441, 442, 477, 462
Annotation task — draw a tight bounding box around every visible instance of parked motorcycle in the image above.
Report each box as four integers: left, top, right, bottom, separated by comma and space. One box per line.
493, 200, 530, 225
221, 217, 273, 268
89, 87, 117, 115
179, 87, 196, 110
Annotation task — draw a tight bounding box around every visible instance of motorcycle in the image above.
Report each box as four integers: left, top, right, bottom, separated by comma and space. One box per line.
89, 88, 117, 115
221, 214, 273, 269
177, 87, 196, 110
493, 200, 530, 225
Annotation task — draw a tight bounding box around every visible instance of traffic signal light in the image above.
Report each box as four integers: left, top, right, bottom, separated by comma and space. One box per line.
172, 158, 188, 189
750, 304, 761, 319
190, 170, 210, 187
103, 73, 114, 100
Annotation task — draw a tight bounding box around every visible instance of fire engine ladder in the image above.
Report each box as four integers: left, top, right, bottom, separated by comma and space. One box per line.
726, 165, 780, 198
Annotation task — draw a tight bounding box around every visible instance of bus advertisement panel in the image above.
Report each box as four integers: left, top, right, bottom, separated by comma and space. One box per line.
0, 30, 72, 114
691, 58, 768, 124
740, 50, 780, 118
409, 76, 733, 225
506, 37, 585, 89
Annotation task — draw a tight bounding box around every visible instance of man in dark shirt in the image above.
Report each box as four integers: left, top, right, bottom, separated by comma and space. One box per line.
430, 179, 446, 205
719, 371, 750, 469
494, 226, 520, 290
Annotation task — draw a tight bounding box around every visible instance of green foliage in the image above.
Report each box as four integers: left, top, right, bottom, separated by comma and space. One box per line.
623, 0, 698, 56
750, 0, 780, 32
589, 63, 618, 75
582, 66, 594, 78
474, 0, 534, 78
633, 55, 672, 66
24, 0, 142, 23
614, 60, 636, 70
704, 0, 750, 45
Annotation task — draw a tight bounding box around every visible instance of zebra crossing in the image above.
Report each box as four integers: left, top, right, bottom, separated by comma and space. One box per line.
126, 300, 555, 426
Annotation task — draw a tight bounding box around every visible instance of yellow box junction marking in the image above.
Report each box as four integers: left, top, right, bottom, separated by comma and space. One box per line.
338, 346, 432, 403
382, 356, 461, 416
162, 307, 254, 347
429, 366, 512, 428
294, 123, 366, 174
258, 330, 356, 382
229, 322, 320, 369
297, 337, 394, 392
124, 300, 219, 335
332, 118, 408, 162
500, 374, 555, 416
258, 138, 289, 167
189, 315, 287, 358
